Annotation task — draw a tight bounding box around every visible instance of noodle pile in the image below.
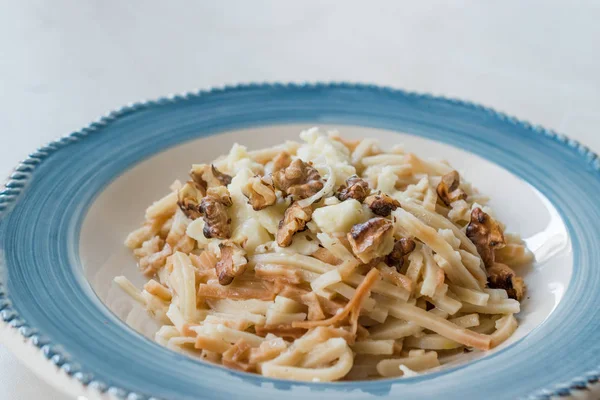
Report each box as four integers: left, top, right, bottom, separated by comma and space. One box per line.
115, 128, 532, 381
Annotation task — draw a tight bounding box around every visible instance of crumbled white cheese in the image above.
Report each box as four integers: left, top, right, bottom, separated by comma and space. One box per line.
232, 218, 271, 255
228, 168, 256, 229
221, 144, 263, 175
324, 196, 341, 206
313, 199, 365, 234
273, 231, 320, 255
255, 201, 287, 235
298, 129, 351, 166
186, 218, 210, 246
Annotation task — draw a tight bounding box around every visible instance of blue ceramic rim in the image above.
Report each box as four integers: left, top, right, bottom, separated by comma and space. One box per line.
0, 82, 598, 399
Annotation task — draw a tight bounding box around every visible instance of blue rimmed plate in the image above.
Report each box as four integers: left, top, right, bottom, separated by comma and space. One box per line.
0, 83, 598, 400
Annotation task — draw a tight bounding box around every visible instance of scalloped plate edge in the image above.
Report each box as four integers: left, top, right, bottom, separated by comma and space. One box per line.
0, 82, 599, 400
0, 322, 108, 400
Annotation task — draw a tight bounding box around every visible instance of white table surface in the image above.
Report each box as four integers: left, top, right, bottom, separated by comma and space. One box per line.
1, 1, 599, 399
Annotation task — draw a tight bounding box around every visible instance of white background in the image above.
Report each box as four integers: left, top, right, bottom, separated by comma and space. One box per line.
1, 1, 599, 399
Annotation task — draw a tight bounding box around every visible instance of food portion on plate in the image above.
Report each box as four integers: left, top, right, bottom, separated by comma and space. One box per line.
115, 127, 533, 382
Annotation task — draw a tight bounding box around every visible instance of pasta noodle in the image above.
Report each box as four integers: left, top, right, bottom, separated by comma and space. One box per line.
145, 191, 178, 221
460, 299, 521, 315
369, 318, 423, 340
448, 313, 480, 328
450, 284, 490, 306
351, 340, 395, 355
404, 334, 463, 350
115, 127, 531, 381
420, 248, 444, 297
393, 209, 482, 290
261, 343, 353, 381
376, 351, 440, 377
397, 198, 479, 256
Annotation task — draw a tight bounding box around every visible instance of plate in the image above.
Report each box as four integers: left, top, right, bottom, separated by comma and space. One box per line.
0, 83, 599, 400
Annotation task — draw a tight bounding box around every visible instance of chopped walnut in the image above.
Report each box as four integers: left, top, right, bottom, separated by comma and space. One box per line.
272, 159, 324, 199
189, 164, 209, 191
211, 165, 232, 186
272, 151, 292, 172
215, 242, 248, 285
241, 175, 277, 210
385, 237, 416, 270
276, 202, 313, 247
487, 262, 526, 301
466, 207, 505, 268
364, 192, 401, 217
207, 186, 232, 203
347, 217, 395, 263
436, 170, 467, 206
177, 181, 206, 220
199, 187, 233, 239
336, 175, 370, 202
190, 164, 232, 190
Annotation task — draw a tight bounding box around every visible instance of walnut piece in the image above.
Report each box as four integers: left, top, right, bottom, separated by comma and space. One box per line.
211, 165, 232, 186
200, 186, 233, 239
364, 192, 401, 217
272, 159, 324, 199
190, 164, 232, 190
466, 207, 505, 268
347, 217, 395, 263
215, 242, 248, 285
272, 151, 292, 172
177, 181, 206, 219
276, 202, 313, 247
241, 175, 277, 211
487, 262, 526, 301
336, 175, 370, 202
436, 170, 467, 206
385, 237, 416, 270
